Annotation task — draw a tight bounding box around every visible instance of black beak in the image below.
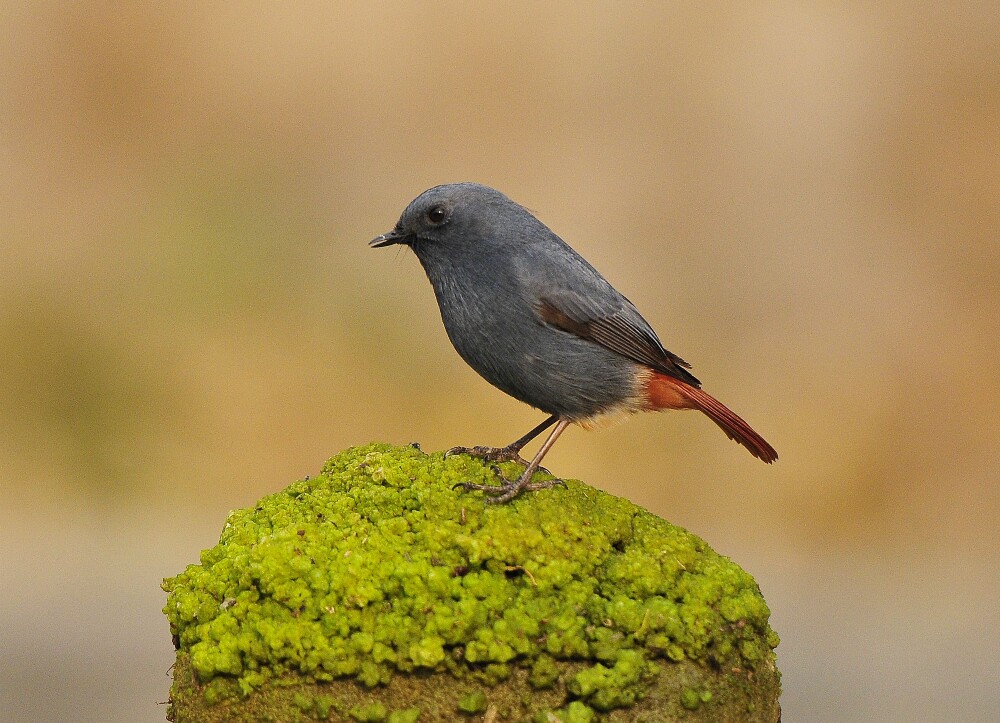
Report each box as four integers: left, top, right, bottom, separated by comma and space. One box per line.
369, 228, 409, 248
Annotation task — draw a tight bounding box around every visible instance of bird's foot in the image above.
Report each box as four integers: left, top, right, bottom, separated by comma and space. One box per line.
456, 470, 566, 505
445, 444, 547, 473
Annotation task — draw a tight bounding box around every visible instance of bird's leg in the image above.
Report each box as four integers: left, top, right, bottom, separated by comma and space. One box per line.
446, 414, 559, 469
458, 418, 571, 504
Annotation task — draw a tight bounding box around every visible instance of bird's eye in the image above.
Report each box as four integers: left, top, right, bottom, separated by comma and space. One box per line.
427, 205, 447, 225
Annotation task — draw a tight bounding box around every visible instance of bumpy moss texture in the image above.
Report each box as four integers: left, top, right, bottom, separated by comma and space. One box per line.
163, 443, 780, 721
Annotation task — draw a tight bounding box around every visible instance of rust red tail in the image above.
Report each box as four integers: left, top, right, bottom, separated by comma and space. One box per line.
644, 372, 778, 463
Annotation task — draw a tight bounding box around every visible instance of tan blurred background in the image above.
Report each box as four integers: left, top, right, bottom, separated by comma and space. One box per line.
2, 3, 997, 721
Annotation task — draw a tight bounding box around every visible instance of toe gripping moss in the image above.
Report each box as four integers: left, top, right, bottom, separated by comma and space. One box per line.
163, 443, 780, 721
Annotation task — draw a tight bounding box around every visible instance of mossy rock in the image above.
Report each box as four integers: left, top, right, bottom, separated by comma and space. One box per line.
163, 443, 780, 721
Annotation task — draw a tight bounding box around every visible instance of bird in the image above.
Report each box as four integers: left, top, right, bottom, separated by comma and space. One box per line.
370, 183, 776, 503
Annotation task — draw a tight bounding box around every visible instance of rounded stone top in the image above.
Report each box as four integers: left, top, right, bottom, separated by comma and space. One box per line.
163, 443, 780, 721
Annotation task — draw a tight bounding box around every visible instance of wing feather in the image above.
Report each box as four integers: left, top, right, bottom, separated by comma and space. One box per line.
535, 296, 701, 387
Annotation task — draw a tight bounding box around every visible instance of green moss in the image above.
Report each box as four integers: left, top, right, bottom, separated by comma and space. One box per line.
386, 708, 421, 723
349, 701, 387, 721
537, 700, 597, 722
529, 654, 560, 689
314, 694, 337, 719
563, 701, 598, 722
457, 689, 487, 714
681, 688, 702, 710
566, 649, 653, 711
164, 443, 780, 720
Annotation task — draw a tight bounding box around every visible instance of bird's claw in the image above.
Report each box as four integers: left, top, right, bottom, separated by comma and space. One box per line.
445, 444, 549, 474
456, 474, 566, 505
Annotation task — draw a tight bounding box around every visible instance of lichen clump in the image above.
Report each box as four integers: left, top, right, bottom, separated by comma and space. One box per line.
163, 443, 777, 714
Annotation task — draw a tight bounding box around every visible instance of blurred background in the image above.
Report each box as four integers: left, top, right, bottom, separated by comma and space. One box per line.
2, 3, 997, 721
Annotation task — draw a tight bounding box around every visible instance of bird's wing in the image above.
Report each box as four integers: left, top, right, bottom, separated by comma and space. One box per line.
534, 289, 701, 387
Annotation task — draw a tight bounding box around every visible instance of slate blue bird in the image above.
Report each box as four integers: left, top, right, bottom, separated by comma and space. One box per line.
370, 183, 776, 503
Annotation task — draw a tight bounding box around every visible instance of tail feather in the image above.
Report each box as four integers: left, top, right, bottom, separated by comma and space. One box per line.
644, 372, 778, 463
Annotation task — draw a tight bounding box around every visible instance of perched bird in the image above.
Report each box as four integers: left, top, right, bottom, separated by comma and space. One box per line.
370, 183, 776, 502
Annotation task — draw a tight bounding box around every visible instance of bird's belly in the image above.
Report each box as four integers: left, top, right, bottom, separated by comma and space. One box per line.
446, 316, 642, 419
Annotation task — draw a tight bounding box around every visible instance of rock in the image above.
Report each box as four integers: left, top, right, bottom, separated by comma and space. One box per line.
163, 443, 780, 721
